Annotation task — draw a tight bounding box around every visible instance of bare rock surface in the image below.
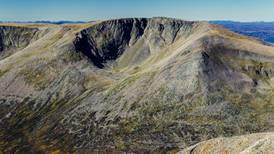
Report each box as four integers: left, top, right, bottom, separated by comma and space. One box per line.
179, 132, 274, 154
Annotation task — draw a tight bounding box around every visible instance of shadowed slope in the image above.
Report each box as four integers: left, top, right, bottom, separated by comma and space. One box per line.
74, 18, 148, 68
0, 25, 48, 59
73, 18, 201, 69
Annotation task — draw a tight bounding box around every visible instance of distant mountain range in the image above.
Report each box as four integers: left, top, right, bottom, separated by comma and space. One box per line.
211, 21, 274, 43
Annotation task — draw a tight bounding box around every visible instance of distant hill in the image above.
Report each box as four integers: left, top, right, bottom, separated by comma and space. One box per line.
31, 21, 88, 24
211, 21, 274, 43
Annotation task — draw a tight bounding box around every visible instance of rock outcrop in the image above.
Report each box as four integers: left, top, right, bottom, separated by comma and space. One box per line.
74, 18, 198, 68
0, 25, 46, 59
179, 132, 274, 154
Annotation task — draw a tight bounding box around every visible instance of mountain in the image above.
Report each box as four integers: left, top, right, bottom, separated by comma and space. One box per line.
1, 17, 274, 153
211, 21, 274, 43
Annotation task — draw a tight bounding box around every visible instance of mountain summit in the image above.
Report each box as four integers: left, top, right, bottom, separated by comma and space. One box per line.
1, 17, 274, 153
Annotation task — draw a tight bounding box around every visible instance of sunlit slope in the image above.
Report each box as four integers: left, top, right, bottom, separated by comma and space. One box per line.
179, 132, 274, 154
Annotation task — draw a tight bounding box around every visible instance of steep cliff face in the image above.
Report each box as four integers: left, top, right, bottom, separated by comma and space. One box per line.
74, 18, 148, 68
0, 26, 45, 58
0, 18, 274, 153
74, 18, 199, 68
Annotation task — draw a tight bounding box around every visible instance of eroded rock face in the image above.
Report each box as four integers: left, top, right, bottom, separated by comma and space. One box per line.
179, 132, 274, 154
0, 26, 44, 58
74, 18, 148, 68
0, 18, 274, 153
74, 17, 197, 68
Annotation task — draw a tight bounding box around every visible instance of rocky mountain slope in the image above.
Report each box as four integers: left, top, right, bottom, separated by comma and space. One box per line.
0, 17, 274, 153
179, 132, 274, 154
0, 25, 47, 59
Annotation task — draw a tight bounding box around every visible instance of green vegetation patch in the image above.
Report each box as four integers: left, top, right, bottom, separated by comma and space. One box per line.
0, 69, 8, 78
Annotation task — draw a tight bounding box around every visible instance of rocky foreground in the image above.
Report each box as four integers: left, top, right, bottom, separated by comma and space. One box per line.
0, 17, 274, 153
180, 132, 274, 154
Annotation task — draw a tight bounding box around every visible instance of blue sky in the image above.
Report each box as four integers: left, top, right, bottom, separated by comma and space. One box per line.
0, 0, 273, 21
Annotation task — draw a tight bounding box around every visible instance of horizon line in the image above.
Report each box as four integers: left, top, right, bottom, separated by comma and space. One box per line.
1, 19, 274, 23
